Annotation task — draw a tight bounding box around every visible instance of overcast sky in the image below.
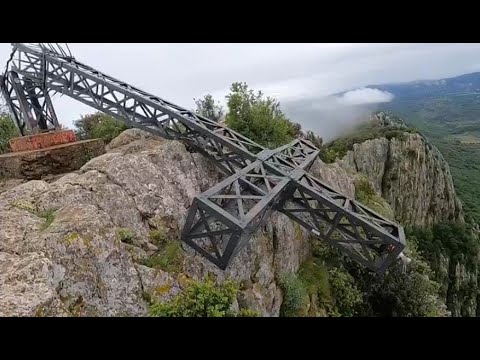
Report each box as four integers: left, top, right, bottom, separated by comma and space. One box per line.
2, 43, 480, 130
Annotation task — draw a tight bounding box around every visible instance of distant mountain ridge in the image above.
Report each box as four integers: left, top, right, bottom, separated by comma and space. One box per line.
364, 72, 480, 100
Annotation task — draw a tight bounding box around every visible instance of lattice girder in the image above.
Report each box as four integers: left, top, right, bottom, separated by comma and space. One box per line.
2, 43, 408, 274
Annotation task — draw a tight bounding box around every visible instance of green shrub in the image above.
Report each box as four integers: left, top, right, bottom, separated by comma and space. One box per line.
117, 228, 134, 244
277, 272, 308, 316
74, 112, 128, 144
149, 279, 237, 317
0, 114, 19, 154
354, 178, 395, 219
298, 259, 335, 314
327, 267, 363, 317
194, 94, 224, 122
384, 130, 407, 141
237, 308, 260, 317
355, 178, 376, 198
140, 239, 183, 273
149, 229, 167, 247
346, 241, 447, 317
38, 209, 56, 230
225, 82, 299, 148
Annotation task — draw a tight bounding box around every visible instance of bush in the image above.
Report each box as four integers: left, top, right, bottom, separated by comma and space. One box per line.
304, 130, 323, 148
298, 259, 335, 314
225, 82, 299, 148
117, 228, 134, 244
149, 229, 167, 247
149, 279, 237, 317
346, 241, 447, 317
354, 178, 395, 219
194, 94, 224, 122
38, 209, 56, 230
327, 267, 363, 317
277, 272, 308, 316
74, 112, 128, 144
0, 114, 19, 154
140, 239, 183, 273
237, 308, 260, 317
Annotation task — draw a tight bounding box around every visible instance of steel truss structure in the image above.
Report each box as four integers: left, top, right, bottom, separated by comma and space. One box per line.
0, 43, 406, 274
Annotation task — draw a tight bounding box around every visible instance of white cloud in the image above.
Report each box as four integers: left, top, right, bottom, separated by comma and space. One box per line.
2, 43, 480, 129
337, 88, 394, 105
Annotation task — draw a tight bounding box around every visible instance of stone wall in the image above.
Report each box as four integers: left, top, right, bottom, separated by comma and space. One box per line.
0, 139, 105, 180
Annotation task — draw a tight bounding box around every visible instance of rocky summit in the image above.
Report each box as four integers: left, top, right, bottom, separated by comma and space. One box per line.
0, 118, 472, 316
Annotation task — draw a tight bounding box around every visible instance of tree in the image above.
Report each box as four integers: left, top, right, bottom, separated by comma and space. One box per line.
149, 279, 238, 317
346, 241, 448, 317
0, 114, 19, 154
194, 94, 224, 122
304, 130, 323, 148
225, 82, 299, 148
74, 112, 128, 144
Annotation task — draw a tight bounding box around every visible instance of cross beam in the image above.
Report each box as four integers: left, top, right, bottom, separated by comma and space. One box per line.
1, 43, 406, 274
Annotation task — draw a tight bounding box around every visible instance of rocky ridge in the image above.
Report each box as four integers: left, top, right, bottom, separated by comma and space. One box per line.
0, 119, 468, 316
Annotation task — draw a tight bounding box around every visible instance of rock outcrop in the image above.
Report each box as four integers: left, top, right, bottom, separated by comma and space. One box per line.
0, 119, 471, 317
2, 129, 349, 317
338, 133, 463, 227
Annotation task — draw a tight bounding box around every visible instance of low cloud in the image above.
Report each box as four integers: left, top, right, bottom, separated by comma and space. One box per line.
337, 87, 394, 105
283, 94, 385, 143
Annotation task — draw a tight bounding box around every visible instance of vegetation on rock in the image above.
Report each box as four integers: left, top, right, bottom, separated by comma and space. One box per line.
0, 114, 18, 154
379, 76, 480, 224
354, 177, 394, 220
149, 278, 258, 317
319, 113, 419, 163
194, 94, 224, 122
225, 82, 301, 148
140, 239, 184, 273
406, 223, 480, 316
74, 112, 129, 144
277, 272, 308, 316
117, 228, 134, 244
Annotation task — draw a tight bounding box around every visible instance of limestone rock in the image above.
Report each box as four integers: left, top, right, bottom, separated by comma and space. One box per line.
338, 133, 463, 227
0, 130, 312, 316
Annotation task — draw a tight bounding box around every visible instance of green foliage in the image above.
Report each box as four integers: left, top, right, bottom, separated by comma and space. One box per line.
327, 267, 363, 317
354, 178, 394, 220
194, 94, 224, 122
319, 117, 417, 163
312, 240, 339, 262
149, 229, 167, 247
382, 95, 480, 223
74, 112, 128, 144
140, 239, 183, 273
237, 308, 260, 317
37, 209, 56, 230
407, 223, 479, 270
0, 114, 19, 154
225, 82, 299, 148
295, 257, 363, 317
298, 259, 335, 314
304, 130, 323, 148
149, 279, 237, 317
383, 130, 407, 141
406, 223, 480, 315
346, 241, 447, 317
117, 228, 134, 244
277, 272, 308, 316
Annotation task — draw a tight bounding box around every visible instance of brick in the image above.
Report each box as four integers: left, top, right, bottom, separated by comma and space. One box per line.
9, 130, 77, 152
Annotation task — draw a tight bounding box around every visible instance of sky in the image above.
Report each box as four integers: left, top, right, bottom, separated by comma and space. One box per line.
2, 43, 480, 137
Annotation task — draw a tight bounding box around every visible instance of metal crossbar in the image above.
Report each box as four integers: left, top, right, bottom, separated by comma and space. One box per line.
0, 43, 406, 274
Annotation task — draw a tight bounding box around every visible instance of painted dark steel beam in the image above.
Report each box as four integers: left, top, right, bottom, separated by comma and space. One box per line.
2, 43, 407, 274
